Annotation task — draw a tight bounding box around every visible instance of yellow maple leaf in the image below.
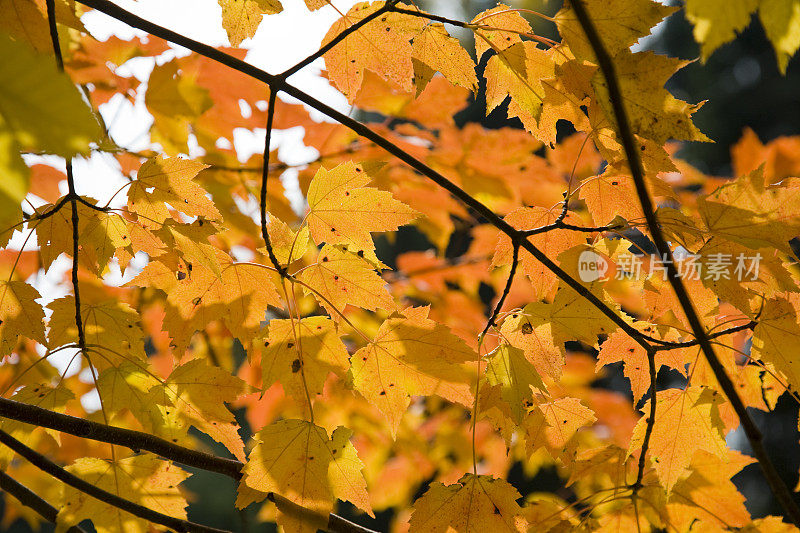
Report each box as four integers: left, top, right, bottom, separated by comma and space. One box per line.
131, 257, 281, 355
751, 297, 800, 390
306, 162, 416, 252
322, 2, 424, 102
0, 280, 45, 357
408, 474, 528, 532
411, 23, 477, 93
596, 325, 687, 403
36, 198, 130, 274
148, 358, 249, 461
555, 0, 676, 61
499, 311, 564, 381
524, 397, 596, 455
265, 216, 310, 265
144, 59, 212, 155
350, 306, 477, 435
238, 419, 372, 532
698, 167, 800, 253
127, 155, 219, 225
0, 32, 101, 158
218, 0, 283, 47
47, 295, 146, 366
485, 344, 547, 425
259, 316, 350, 406
96, 362, 162, 430
57, 455, 189, 533
591, 50, 710, 145
629, 386, 728, 493
298, 244, 394, 316
685, 0, 759, 63
484, 42, 555, 132
471, 4, 531, 61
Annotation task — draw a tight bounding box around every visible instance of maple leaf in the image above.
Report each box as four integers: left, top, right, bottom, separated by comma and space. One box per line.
36, 198, 129, 274
493, 207, 585, 298
298, 244, 394, 316
0, 280, 46, 357
148, 358, 249, 461
484, 42, 555, 132
555, 0, 676, 61
408, 474, 528, 532
597, 325, 687, 403
96, 362, 162, 429
305, 162, 416, 252
0, 32, 101, 158
698, 166, 800, 253
485, 344, 546, 425
591, 50, 710, 145
685, 0, 759, 62
0, 383, 73, 466
411, 23, 477, 94
127, 155, 220, 225
47, 295, 146, 366
751, 297, 800, 389
322, 2, 425, 102
259, 316, 350, 406
499, 311, 564, 381
668, 450, 755, 530
130, 257, 281, 355
629, 386, 728, 493
219, 0, 283, 47
145, 59, 212, 154
471, 4, 531, 61
350, 307, 477, 435
265, 216, 310, 265
58, 455, 189, 533
524, 397, 596, 455
238, 419, 372, 531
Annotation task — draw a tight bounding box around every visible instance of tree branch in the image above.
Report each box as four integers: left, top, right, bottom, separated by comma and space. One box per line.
482, 243, 519, 338
566, 0, 800, 523
0, 429, 230, 533
633, 347, 657, 490
0, 469, 88, 533
259, 90, 288, 277
0, 398, 378, 533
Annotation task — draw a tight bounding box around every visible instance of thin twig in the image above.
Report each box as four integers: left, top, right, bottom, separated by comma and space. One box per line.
566, 0, 800, 523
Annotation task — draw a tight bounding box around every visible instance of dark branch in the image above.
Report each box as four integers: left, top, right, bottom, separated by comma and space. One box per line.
633, 347, 657, 490
0, 470, 88, 533
259, 90, 288, 277
566, 0, 800, 524
482, 243, 519, 338
0, 429, 230, 533
522, 220, 623, 236
0, 398, 377, 533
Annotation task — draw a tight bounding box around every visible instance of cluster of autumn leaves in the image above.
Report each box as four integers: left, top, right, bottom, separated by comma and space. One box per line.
2, 0, 800, 531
